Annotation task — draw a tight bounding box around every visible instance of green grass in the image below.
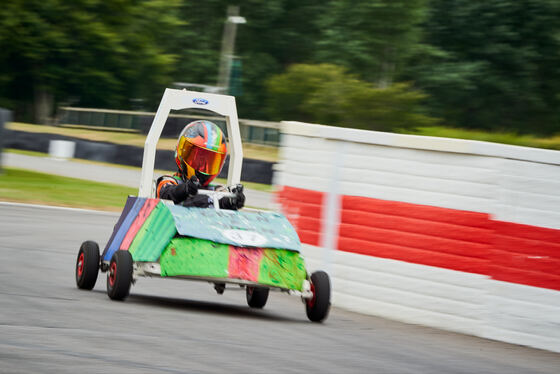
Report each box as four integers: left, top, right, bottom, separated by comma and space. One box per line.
0, 168, 136, 211
400, 126, 560, 150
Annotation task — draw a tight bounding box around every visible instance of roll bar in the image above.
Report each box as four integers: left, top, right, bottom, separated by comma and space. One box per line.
138, 88, 243, 197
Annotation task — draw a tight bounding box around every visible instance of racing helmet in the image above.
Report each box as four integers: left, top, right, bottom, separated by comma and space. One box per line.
175, 120, 227, 186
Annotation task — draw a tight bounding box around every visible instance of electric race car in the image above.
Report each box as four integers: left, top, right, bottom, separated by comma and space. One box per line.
74, 89, 331, 322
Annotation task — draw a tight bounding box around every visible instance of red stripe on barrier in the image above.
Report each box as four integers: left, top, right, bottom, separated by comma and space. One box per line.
277, 186, 560, 291
340, 209, 493, 244
295, 216, 322, 232
277, 186, 324, 246
339, 223, 490, 259
493, 234, 560, 258
278, 186, 325, 205
492, 220, 560, 242
490, 249, 560, 274
338, 237, 489, 275
120, 199, 159, 250
489, 264, 560, 291
297, 230, 320, 247
342, 196, 490, 228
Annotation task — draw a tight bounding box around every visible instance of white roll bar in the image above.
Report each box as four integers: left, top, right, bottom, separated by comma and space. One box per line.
138, 88, 244, 197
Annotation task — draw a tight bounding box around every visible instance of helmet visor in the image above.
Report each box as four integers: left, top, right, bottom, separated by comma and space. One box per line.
179, 138, 226, 176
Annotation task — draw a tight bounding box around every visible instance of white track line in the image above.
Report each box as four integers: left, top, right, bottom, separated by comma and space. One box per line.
0, 201, 119, 216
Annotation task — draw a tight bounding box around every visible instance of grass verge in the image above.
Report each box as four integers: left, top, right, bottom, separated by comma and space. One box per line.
400, 126, 560, 150
0, 168, 136, 211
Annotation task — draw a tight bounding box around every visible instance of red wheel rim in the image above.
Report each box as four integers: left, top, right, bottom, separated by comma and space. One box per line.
77, 253, 85, 277
109, 262, 117, 287
307, 283, 316, 308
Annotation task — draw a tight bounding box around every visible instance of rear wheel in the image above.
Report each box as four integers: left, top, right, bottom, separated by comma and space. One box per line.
75, 241, 100, 290
306, 271, 331, 322
246, 286, 269, 309
107, 250, 133, 301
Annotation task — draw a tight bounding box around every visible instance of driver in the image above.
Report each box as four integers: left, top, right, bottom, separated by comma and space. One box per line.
156, 120, 245, 210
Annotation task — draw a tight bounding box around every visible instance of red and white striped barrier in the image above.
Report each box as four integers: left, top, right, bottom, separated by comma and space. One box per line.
275, 121, 560, 352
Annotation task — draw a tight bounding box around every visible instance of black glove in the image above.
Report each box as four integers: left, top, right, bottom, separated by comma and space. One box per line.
185, 175, 200, 196
219, 184, 245, 210
231, 184, 245, 209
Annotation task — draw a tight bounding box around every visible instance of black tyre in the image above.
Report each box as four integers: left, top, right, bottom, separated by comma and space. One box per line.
75, 241, 100, 290
306, 271, 331, 322
246, 286, 269, 309
107, 250, 133, 301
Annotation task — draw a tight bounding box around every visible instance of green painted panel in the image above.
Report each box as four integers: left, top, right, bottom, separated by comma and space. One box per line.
258, 249, 307, 291
129, 202, 177, 262
160, 237, 230, 278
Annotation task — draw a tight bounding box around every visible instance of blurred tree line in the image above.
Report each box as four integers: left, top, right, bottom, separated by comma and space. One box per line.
0, 0, 559, 135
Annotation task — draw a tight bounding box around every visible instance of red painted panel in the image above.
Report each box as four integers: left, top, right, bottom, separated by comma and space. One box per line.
228, 246, 263, 282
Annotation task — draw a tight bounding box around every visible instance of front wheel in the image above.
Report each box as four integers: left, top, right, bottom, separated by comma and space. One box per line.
107, 250, 133, 301
75, 241, 100, 290
246, 286, 269, 308
306, 271, 331, 322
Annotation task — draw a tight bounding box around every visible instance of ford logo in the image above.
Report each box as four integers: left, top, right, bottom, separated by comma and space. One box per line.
192, 98, 209, 105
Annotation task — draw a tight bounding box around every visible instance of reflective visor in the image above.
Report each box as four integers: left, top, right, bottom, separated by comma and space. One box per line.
179, 138, 226, 176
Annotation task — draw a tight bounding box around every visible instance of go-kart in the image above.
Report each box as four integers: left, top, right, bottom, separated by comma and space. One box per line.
74, 89, 331, 322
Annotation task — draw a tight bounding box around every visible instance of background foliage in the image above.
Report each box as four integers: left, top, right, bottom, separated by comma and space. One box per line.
0, 0, 559, 135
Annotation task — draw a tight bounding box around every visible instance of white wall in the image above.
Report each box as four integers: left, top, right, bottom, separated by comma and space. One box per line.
276, 121, 560, 352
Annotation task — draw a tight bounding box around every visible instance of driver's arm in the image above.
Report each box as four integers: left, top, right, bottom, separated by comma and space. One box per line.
156, 176, 199, 204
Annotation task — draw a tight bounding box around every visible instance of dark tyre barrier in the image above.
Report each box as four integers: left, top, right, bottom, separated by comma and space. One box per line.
4, 129, 274, 184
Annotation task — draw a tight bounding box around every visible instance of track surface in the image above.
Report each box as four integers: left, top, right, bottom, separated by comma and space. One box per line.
1, 203, 559, 374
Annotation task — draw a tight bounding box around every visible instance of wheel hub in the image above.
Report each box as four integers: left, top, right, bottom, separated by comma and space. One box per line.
77, 253, 85, 277
109, 262, 117, 287
307, 283, 316, 308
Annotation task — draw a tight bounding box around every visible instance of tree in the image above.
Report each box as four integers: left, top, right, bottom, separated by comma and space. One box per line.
0, 0, 183, 122
414, 0, 560, 134
315, 0, 430, 87
266, 63, 437, 131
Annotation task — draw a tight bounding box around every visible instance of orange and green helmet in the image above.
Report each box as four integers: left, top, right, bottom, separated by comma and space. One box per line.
175, 120, 227, 186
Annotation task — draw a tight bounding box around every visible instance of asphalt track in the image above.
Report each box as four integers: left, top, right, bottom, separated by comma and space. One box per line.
1, 203, 559, 374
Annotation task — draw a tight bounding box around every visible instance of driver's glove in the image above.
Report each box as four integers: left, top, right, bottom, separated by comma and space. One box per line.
219, 184, 245, 210
185, 175, 200, 196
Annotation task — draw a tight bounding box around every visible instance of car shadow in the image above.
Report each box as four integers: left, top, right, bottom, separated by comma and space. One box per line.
91, 289, 307, 323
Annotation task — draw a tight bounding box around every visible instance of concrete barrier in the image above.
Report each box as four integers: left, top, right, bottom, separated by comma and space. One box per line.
48, 140, 76, 160
275, 121, 560, 352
